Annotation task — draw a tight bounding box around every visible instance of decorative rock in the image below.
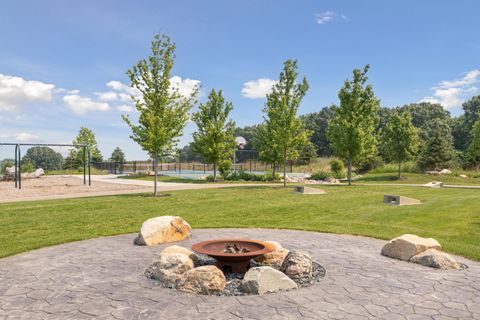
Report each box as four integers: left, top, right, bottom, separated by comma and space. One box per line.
145, 253, 194, 286
280, 251, 313, 280
160, 245, 197, 263
459, 174, 467, 178
439, 169, 452, 175
134, 216, 191, 246
410, 249, 460, 270
243, 266, 298, 295
254, 241, 289, 269
176, 266, 226, 294
381, 234, 442, 261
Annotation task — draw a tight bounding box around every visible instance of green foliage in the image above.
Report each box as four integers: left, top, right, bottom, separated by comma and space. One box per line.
417, 118, 458, 170
65, 127, 103, 169
219, 158, 232, 178
21, 161, 35, 173
380, 111, 419, 177
109, 147, 126, 163
370, 161, 418, 174
453, 95, 480, 151
22, 146, 64, 171
327, 65, 380, 185
300, 106, 334, 156
122, 33, 197, 194
224, 171, 279, 182
310, 171, 332, 181
192, 89, 235, 181
329, 158, 345, 178
467, 120, 480, 170
0, 159, 14, 176
296, 141, 317, 165
258, 59, 310, 185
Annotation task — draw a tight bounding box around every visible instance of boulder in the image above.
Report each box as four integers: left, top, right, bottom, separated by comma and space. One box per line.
145, 253, 194, 286
439, 169, 452, 175
459, 174, 467, 178
381, 234, 441, 261
280, 251, 313, 280
134, 216, 191, 246
176, 266, 226, 294
410, 249, 460, 270
254, 241, 289, 269
243, 266, 298, 295
160, 245, 197, 263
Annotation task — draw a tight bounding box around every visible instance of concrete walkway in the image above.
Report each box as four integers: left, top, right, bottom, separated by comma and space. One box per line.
1, 229, 479, 319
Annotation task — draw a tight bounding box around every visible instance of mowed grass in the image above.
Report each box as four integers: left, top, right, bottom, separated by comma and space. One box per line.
358, 172, 480, 186
1, 185, 479, 261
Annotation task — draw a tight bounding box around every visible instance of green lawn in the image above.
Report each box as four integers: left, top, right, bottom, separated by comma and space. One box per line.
358, 172, 480, 186
120, 174, 208, 184
1, 185, 479, 261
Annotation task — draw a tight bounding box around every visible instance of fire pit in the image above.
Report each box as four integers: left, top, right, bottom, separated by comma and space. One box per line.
192, 239, 275, 272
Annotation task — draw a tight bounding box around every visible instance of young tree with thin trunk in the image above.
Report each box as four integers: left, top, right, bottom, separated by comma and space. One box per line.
327, 65, 380, 185
123, 34, 197, 195
259, 59, 310, 186
192, 89, 235, 181
380, 111, 419, 178
65, 127, 103, 169
110, 147, 126, 163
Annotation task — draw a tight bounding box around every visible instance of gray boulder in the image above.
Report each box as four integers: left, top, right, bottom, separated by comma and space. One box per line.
280, 251, 313, 280
243, 266, 297, 295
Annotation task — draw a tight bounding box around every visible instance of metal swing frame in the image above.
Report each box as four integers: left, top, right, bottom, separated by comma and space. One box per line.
0, 143, 91, 189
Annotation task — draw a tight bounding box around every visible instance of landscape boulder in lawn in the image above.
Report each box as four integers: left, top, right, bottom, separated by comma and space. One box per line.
243, 266, 297, 295
381, 234, 442, 261
176, 265, 226, 294
410, 249, 460, 270
254, 241, 289, 269
280, 251, 313, 280
134, 216, 191, 246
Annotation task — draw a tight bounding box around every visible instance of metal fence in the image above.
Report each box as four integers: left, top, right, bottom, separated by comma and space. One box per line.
92, 160, 294, 175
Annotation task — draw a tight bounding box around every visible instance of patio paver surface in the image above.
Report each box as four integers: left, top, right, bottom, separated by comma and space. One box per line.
1, 229, 479, 320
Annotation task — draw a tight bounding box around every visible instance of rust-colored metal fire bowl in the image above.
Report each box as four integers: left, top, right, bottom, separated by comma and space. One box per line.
192, 239, 275, 273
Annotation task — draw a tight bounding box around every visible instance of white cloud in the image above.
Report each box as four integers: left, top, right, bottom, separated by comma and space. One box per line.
420, 69, 480, 109
63, 94, 110, 115
315, 11, 348, 25
169, 76, 200, 97
117, 104, 135, 113
241, 78, 277, 99
0, 132, 40, 141
95, 91, 118, 102
0, 74, 55, 111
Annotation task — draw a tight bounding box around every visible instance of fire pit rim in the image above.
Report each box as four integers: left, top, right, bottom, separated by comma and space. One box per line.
191, 238, 275, 258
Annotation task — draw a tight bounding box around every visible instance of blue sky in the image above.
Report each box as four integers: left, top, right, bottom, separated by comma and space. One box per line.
1, 0, 479, 160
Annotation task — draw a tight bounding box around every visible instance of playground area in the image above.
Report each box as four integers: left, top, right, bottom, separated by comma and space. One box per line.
0, 175, 150, 203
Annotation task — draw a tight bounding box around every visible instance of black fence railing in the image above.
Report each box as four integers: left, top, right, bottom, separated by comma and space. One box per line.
92, 160, 294, 175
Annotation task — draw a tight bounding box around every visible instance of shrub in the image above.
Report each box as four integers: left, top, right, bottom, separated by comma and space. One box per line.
310, 171, 332, 181
223, 171, 279, 182
21, 161, 35, 173
355, 155, 384, 173
219, 159, 232, 178
329, 158, 345, 178
1, 159, 14, 176
205, 175, 216, 182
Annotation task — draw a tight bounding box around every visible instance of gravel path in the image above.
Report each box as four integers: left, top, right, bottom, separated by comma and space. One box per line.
1, 229, 479, 319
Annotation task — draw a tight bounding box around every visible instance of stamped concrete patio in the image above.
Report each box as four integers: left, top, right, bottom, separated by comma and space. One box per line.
0, 229, 479, 320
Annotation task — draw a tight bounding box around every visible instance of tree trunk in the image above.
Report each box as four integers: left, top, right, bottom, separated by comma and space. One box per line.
213, 162, 217, 182
153, 153, 158, 196
347, 158, 352, 186
398, 156, 402, 179
283, 148, 287, 187
272, 156, 276, 182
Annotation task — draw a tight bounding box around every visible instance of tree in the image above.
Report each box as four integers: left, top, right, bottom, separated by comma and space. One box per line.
234, 125, 260, 162
192, 89, 235, 181
259, 59, 310, 186
380, 111, 419, 178
65, 127, 103, 169
327, 65, 380, 185
453, 95, 480, 151
300, 106, 334, 157
22, 146, 64, 171
123, 34, 197, 195
467, 120, 480, 170
417, 118, 457, 170
110, 147, 126, 163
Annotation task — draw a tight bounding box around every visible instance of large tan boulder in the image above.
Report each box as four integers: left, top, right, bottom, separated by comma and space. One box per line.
254, 241, 289, 269
176, 266, 226, 294
134, 216, 191, 246
410, 249, 460, 270
145, 253, 194, 286
280, 251, 313, 280
243, 266, 297, 295
381, 234, 441, 261
160, 245, 198, 263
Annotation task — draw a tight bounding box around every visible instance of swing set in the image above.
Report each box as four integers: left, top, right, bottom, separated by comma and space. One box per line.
0, 143, 91, 189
